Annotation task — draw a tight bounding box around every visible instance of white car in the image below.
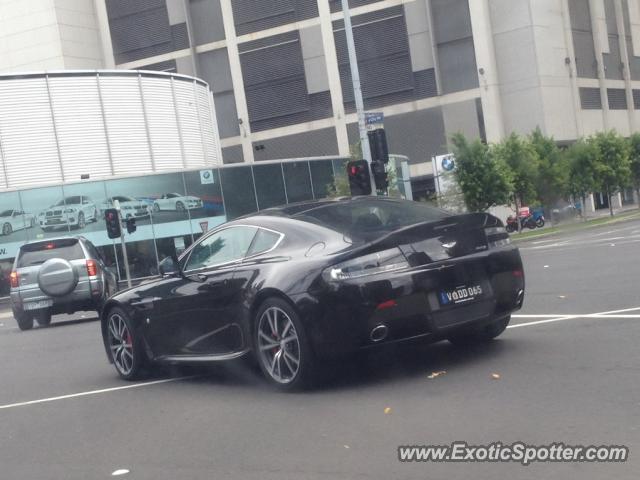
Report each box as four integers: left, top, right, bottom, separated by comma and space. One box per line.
0, 209, 36, 236
153, 193, 203, 212
101, 196, 150, 219
39, 196, 98, 231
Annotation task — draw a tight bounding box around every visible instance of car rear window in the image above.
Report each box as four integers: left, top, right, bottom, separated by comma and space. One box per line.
17, 239, 84, 267
294, 199, 450, 238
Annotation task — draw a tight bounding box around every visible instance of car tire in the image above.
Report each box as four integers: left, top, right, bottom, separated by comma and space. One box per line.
105, 307, 147, 380
13, 308, 34, 331
253, 297, 315, 391
34, 309, 52, 327
176, 201, 185, 212
29, 218, 35, 228
447, 315, 511, 347
92, 209, 98, 222
42, 226, 51, 232
2, 222, 12, 236
77, 212, 85, 229
153, 203, 160, 213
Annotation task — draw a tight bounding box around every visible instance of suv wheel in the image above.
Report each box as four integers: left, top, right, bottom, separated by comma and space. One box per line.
77, 212, 85, 229
2, 222, 12, 236
34, 309, 52, 327
13, 308, 34, 331
176, 201, 185, 212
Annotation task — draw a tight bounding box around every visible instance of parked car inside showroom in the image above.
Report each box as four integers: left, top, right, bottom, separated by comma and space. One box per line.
101, 196, 150, 219
39, 196, 98, 231
0, 209, 36, 236
152, 193, 203, 212
100, 197, 525, 390
10, 236, 118, 330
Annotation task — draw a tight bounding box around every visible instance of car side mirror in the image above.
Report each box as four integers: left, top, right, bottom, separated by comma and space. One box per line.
159, 256, 179, 276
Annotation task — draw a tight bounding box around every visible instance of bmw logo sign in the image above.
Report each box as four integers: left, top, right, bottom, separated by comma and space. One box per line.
203, 171, 211, 179
441, 156, 455, 172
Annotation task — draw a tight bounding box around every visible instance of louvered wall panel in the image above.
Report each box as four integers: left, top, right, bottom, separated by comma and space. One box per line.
99, 76, 153, 176
0, 72, 220, 189
174, 80, 205, 167
195, 87, 220, 166
140, 76, 183, 170
0, 78, 62, 189
48, 76, 112, 180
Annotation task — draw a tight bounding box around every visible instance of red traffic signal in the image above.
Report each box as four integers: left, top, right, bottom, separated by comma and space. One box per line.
347, 160, 372, 196
104, 208, 121, 239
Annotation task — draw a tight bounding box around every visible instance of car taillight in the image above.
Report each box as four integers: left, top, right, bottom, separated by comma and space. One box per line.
322, 248, 409, 282
86, 259, 98, 276
9, 271, 18, 288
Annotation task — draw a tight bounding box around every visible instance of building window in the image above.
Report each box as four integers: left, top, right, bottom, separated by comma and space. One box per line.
607, 88, 627, 109
579, 87, 602, 109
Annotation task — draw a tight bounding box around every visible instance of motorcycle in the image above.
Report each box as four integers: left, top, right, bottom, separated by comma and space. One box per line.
531, 209, 545, 228
505, 213, 538, 232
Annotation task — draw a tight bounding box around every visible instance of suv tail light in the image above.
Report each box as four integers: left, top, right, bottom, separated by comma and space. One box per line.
86, 259, 98, 277
9, 271, 18, 288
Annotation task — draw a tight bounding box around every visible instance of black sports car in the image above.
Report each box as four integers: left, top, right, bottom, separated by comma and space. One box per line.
101, 197, 524, 390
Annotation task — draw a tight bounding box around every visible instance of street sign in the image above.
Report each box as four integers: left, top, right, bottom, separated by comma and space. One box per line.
365, 112, 384, 130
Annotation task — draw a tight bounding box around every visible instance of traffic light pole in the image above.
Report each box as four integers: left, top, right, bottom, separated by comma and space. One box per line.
340, 0, 376, 195
113, 200, 132, 288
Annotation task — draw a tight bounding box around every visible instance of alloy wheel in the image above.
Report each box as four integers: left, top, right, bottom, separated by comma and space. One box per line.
107, 313, 134, 376
257, 306, 301, 384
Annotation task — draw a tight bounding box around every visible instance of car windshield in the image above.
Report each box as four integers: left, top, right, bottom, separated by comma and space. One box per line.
16, 239, 84, 267
0, 210, 12, 217
112, 196, 134, 202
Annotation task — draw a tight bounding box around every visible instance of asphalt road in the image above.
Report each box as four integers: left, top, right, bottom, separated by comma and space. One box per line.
1, 218, 639, 479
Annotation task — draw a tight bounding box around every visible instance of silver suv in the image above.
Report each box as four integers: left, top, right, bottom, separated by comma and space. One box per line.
10, 237, 118, 330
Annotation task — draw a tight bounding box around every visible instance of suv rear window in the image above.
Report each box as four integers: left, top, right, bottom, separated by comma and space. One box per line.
17, 239, 85, 267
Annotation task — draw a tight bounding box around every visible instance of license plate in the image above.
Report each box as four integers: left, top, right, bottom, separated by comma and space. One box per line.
24, 300, 53, 311
438, 285, 483, 306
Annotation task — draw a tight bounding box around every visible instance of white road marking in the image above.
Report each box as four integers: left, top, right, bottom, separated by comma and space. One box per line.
0, 376, 196, 411
0, 311, 14, 320
2, 306, 640, 410
510, 306, 640, 329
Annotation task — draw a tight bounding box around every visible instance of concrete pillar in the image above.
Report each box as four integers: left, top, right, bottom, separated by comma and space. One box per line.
468, 0, 505, 142
220, 0, 254, 163
317, 0, 350, 157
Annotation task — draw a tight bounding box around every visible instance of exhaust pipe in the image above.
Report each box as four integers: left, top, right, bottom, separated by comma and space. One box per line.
516, 289, 525, 307
370, 324, 389, 343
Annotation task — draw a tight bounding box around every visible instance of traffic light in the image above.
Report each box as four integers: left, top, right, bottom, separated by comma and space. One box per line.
371, 160, 388, 191
368, 128, 389, 164
104, 209, 121, 239
347, 160, 372, 196
126, 217, 137, 234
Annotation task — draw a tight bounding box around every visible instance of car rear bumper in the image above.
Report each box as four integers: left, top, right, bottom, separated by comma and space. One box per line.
291, 248, 524, 357
11, 279, 104, 313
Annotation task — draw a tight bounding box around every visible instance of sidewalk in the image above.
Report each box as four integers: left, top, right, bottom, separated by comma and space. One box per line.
512, 207, 640, 242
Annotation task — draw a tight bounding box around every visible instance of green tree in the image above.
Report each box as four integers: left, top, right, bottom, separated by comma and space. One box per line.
565, 139, 598, 217
493, 133, 539, 229
451, 133, 513, 212
628, 133, 640, 208
529, 128, 567, 211
587, 131, 632, 216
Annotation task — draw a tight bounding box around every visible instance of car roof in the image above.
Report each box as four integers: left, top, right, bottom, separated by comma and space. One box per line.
241, 196, 408, 219
20, 235, 86, 247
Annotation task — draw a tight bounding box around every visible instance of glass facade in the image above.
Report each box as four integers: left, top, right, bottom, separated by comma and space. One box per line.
0, 158, 346, 293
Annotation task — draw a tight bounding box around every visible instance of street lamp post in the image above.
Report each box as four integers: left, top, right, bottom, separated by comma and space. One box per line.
340, 0, 376, 195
